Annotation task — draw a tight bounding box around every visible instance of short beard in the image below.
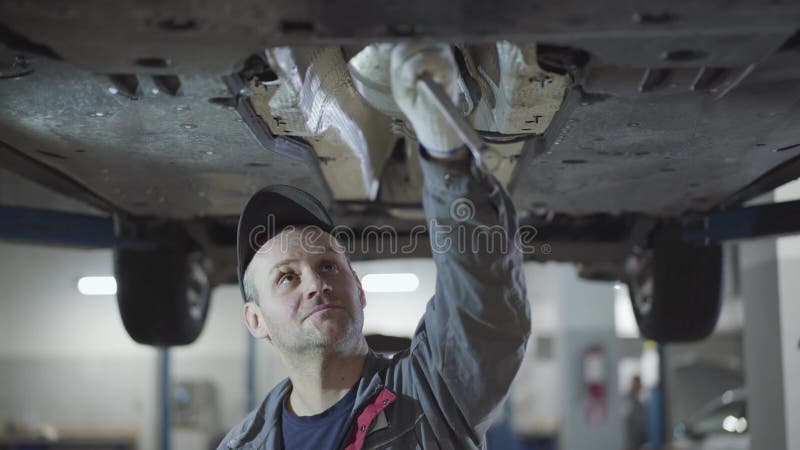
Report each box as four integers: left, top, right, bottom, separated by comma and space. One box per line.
267, 315, 364, 358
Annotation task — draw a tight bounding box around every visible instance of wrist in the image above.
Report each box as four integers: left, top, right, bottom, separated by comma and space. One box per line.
414, 127, 464, 157
421, 145, 470, 161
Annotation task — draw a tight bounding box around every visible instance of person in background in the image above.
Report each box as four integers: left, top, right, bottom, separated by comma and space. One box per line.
624, 375, 647, 450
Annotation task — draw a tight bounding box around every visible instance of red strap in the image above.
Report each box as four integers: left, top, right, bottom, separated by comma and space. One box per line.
343, 388, 397, 450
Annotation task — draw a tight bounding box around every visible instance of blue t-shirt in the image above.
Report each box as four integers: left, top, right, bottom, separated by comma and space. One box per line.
281, 386, 357, 450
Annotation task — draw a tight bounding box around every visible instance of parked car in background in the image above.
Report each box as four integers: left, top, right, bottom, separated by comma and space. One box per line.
671, 388, 749, 450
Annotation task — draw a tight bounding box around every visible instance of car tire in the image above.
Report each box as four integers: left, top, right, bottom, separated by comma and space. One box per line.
627, 224, 723, 342
114, 245, 211, 346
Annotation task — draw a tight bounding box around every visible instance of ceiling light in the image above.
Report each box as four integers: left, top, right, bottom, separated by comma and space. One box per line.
722, 415, 739, 433
77, 276, 117, 295
736, 417, 748, 433
362, 273, 419, 293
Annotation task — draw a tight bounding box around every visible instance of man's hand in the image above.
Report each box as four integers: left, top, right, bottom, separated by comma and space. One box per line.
390, 44, 466, 159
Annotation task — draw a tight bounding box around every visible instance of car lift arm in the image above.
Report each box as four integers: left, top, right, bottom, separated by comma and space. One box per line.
684, 199, 800, 243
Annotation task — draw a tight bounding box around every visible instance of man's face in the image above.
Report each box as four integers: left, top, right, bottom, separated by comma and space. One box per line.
247, 226, 366, 354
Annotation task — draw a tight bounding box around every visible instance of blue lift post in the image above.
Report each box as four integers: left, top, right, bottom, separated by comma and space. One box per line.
160, 347, 172, 450
647, 344, 666, 448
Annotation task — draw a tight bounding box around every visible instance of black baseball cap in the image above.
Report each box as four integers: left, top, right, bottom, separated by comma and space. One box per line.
236, 185, 335, 301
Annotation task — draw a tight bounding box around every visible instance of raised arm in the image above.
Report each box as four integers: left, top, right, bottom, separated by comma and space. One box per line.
391, 44, 531, 434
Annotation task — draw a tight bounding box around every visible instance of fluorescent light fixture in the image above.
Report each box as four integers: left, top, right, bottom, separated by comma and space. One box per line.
722, 415, 739, 433
614, 285, 639, 338
362, 273, 419, 293
736, 417, 748, 433
77, 276, 117, 295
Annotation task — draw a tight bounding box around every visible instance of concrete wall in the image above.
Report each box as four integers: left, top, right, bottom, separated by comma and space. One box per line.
776, 181, 800, 450
0, 242, 161, 448
555, 265, 624, 450
510, 263, 563, 438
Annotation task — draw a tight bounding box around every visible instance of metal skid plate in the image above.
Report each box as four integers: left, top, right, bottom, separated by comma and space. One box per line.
256, 46, 394, 201
467, 42, 567, 135
511, 49, 800, 216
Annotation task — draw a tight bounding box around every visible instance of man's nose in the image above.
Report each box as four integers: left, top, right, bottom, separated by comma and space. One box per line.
305, 270, 332, 299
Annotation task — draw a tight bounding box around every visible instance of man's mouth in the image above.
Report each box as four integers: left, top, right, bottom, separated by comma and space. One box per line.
304, 304, 343, 320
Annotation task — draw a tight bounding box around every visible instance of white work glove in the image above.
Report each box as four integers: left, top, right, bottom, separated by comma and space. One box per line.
390, 44, 465, 156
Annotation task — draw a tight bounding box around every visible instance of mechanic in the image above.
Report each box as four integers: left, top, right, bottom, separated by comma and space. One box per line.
218, 44, 531, 450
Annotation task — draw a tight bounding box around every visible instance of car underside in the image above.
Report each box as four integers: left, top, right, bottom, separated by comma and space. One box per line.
2, 0, 799, 344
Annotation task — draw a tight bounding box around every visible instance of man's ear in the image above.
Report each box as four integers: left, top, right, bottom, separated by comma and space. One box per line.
353, 270, 367, 309
243, 302, 271, 340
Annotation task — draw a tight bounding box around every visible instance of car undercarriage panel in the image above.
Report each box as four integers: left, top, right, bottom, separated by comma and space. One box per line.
512, 50, 800, 215
3, 0, 800, 74
1, 0, 800, 222
0, 57, 332, 218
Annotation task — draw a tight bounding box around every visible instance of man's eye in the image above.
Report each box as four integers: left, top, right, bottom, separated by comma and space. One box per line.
278, 273, 296, 285
320, 262, 337, 272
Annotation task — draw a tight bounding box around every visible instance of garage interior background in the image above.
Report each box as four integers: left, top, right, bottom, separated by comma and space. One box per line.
0, 168, 798, 450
